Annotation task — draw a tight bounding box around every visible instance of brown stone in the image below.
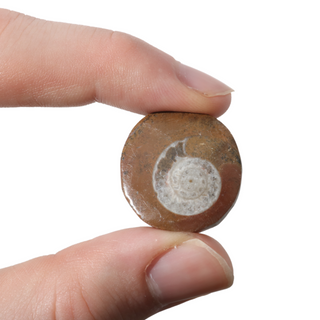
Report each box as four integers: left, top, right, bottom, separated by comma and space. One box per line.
121, 112, 242, 232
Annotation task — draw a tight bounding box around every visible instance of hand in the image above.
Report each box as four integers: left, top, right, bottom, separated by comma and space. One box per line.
0, 9, 234, 320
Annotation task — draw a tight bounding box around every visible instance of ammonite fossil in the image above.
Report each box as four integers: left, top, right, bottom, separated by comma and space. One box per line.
121, 112, 241, 232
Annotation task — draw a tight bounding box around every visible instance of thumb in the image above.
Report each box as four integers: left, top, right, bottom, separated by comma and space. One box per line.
0, 9, 232, 117
0, 228, 233, 320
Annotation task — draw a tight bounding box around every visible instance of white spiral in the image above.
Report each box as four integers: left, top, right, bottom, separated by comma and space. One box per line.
152, 139, 221, 216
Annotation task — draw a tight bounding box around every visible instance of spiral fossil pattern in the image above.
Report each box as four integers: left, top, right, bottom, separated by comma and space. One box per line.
153, 139, 221, 216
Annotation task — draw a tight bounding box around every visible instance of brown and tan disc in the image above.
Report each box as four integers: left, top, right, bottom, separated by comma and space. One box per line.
121, 112, 241, 232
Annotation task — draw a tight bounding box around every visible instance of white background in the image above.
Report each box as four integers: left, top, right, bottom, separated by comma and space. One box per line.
1, 1, 319, 319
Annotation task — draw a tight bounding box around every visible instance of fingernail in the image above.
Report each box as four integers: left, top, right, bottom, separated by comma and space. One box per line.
177, 63, 234, 97
146, 239, 233, 305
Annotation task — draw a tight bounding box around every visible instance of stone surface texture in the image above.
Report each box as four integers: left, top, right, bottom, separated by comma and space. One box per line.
121, 112, 242, 232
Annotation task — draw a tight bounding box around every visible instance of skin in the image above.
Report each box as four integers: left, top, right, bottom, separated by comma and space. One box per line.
0, 9, 234, 320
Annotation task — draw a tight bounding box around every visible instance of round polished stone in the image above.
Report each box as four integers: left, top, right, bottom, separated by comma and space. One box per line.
121, 112, 242, 232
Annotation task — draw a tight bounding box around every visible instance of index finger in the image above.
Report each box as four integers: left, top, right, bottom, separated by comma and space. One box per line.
0, 9, 233, 117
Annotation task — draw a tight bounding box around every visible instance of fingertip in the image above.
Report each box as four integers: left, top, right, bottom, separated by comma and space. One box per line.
194, 233, 234, 274
146, 237, 233, 306
124, 57, 233, 117
173, 62, 233, 117
156, 92, 232, 118
207, 92, 232, 118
